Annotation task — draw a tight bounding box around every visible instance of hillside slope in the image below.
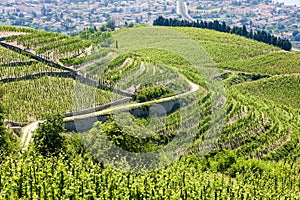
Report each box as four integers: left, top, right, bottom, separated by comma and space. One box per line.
0, 25, 299, 199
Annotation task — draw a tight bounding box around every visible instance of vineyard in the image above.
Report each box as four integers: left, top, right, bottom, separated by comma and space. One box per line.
0, 45, 32, 64
235, 75, 300, 109
0, 28, 120, 122
2, 76, 117, 122
173, 26, 281, 64
0, 25, 300, 199
4, 30, 92, 66
219, 51, 300, 75
0, 152, 299, 199
0, 61, 66, 80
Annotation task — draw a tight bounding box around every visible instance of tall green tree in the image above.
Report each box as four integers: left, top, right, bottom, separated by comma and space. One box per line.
106, 20, 115, 30
34, 114, 65, 156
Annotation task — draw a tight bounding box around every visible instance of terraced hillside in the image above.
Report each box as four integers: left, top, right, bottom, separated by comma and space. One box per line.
71, 26, 300, 175
0, 25, 299, 199
235, 75, 300, 110
220, 51, 300, 75
4, 30, 92, 66
2, 76, 117, 121
0, 30, 122, 122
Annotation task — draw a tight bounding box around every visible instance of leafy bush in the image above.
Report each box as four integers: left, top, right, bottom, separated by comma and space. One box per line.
59, 56, 85, 66
202, 150, 237, 174
137, 85, 170, 102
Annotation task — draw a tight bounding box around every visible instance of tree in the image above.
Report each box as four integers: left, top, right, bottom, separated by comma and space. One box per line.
242, 25, 248, 37
34, 114, 65, 156
106, 20, 115, 30
292, 30, 299, 37
294, 33, 300, 41
153, 16, 292, 51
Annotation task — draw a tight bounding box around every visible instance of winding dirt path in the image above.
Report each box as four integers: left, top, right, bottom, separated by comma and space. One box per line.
20, 77, 200, 149
20, 121, 40, 151
4, 38, 202, 149
64, 78, 200, 121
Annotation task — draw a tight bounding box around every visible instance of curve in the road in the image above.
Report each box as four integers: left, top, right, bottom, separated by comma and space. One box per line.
64, 78, 201, 122
177, 0, 195, 22
20, 78, 201, 150
3, 39, 202, 149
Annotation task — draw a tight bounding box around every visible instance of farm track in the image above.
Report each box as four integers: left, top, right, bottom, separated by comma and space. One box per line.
20, 121, 40, 151
20, 77, 200, 149
64, 78, 200, 121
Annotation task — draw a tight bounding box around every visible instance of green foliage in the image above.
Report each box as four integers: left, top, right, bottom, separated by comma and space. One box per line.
154, 16, 292, 51
33, 114, 65, 156
6, 31, 92, 63
1, 25, 300, 199
81, 120, 161, 155
0, 152, 299, 199
106, 20, 115, 31
174, 27, 280, 64
0, 62, 65, 79
0, 86, 18, 157
59, 56, 85, 66
2, 76, 116, 121
85, 50, 188, 94
64, 132, 87, 158
0, 25, 34, 33
225, 72, 269, 85
0, 45, 32, 63
235, 75, 300, 109
75, 26, 112, 45
133, 48, 190, 66
0, 86, 7, 153
220, 51, 300, 75
137, 85, 170, 102
202, 150, 237, 173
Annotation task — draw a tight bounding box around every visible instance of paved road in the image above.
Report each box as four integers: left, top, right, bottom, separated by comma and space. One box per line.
177, 0, 195, 22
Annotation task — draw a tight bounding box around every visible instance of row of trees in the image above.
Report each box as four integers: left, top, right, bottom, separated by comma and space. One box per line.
153, 16, 292, 51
